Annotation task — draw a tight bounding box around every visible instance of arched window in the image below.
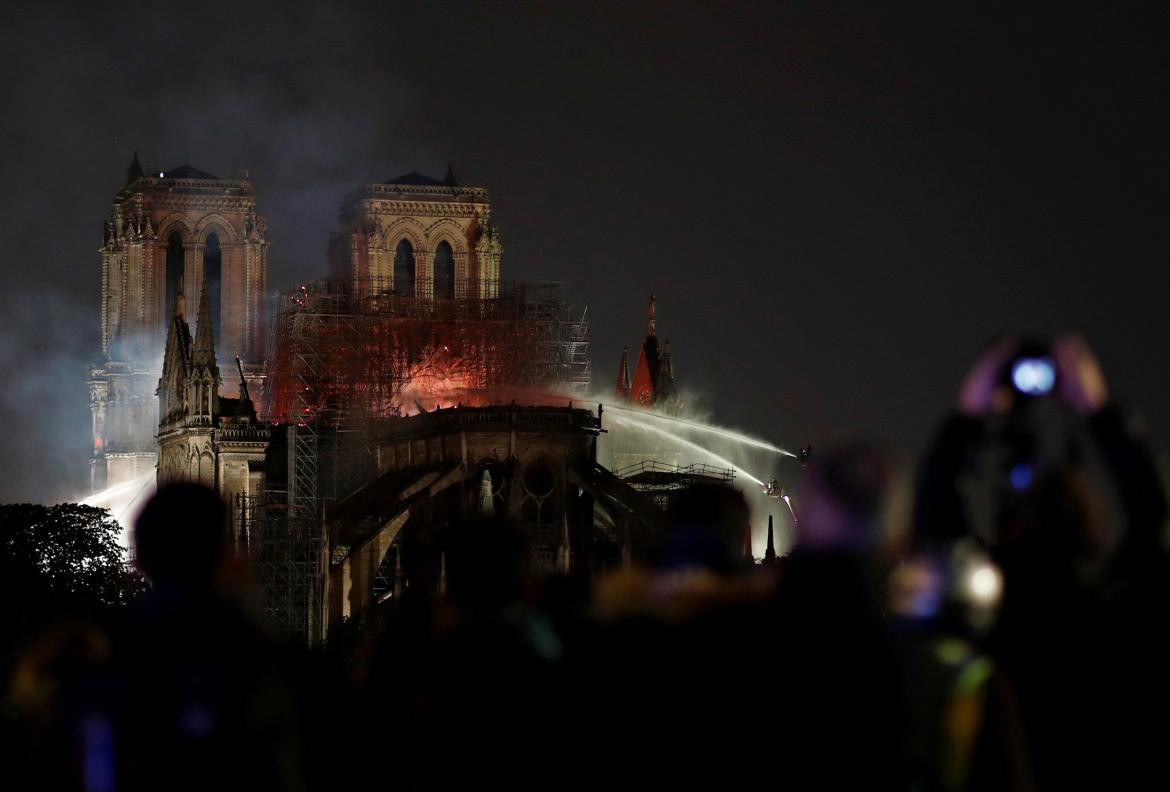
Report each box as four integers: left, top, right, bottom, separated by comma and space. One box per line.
394, 239, 415, 297
165, 232, 184, 324
203, 234, 222, 352
434, 240, 455, 299
521, 461, 556, 525
477, 461, 507, 517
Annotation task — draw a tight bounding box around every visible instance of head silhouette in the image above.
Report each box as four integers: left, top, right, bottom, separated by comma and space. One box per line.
660, 484, 751, 573
134, 483, 227, 586
796, 443, 890, 554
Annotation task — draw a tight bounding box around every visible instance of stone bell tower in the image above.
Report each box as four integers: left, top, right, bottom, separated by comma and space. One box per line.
89, 154, 269, 491
330, 165, 502, 301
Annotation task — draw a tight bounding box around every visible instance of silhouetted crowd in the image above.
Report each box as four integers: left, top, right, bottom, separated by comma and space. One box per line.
5, 334, 1169, 791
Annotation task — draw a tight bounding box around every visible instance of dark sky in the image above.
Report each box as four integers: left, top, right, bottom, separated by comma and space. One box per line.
2, 2, 1169, 501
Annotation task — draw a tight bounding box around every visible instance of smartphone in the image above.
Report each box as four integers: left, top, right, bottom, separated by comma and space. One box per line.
1011, 356, 1056, 396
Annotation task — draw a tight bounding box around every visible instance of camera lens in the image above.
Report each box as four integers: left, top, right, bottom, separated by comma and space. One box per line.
1011, 356, 1056, 395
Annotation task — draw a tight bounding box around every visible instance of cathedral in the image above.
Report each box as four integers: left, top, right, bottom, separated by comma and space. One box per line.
83, 155, 742, 642
90, 155, 268, 491
90, 157, 513, 496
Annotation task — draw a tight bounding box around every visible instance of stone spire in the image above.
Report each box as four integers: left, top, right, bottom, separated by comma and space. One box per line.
742, 522, 754, 564
556, 513, 572, 574
616, 347, 631, 399
158, 279, 194, 431
631, 294, 660, 406
444, 162, 458, 187
191, 276, 220, 389
764, 515, 777, 562
126, 150, 144, 184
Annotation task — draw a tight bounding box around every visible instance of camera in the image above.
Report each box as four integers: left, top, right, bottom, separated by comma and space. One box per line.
1011, 356, 1056, 396
1004, 341, 1056, 397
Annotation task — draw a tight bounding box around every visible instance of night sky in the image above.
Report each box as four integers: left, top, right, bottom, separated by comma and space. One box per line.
2, 2, 1169, 501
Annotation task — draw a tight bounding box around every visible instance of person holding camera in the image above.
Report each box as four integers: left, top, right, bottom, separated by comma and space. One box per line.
910, 334, 1169, 790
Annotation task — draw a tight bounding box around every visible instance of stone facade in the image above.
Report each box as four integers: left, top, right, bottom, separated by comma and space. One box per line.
156, 282, 269, 527
325, 405, 620, 625
331, 168, 502, 301
90, 156, 268, 491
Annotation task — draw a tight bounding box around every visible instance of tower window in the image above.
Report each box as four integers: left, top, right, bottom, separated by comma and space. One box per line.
394, 239, 415, 297
434, 240, 455, 299
203, 233, 222, 354
165, 232, 184, 324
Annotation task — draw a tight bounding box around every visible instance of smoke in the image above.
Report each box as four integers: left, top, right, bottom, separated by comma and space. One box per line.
0, 292, 97, 501
10, 2, 1158, 508
0, 1, 439, 502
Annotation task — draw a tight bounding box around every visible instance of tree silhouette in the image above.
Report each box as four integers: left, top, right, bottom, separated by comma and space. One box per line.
0, 503, 143, 640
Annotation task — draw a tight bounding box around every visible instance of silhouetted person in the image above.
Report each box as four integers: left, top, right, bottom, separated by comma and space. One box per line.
585, 485, 785, 788
914, 335, 1170, 790
656, 482, 754, 574
362, 517, 569, 792
116, 483, 303, 792
768, 443, 910, 789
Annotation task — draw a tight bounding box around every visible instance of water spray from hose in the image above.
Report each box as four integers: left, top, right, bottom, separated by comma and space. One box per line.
607, 412, 766, 486
599, 400, 796, 458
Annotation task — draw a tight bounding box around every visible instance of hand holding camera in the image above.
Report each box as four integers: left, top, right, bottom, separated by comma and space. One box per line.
956, 333, 1108, 417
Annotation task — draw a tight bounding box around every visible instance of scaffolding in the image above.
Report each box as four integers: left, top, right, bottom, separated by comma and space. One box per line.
244, 276, 591, 641
615, 460, 736, 511
262, 279, 591, 425
235, 489, 324, 642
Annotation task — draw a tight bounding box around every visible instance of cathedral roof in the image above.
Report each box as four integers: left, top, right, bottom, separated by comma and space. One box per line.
161, 164, 220, 180
385, 166, 459, 187
217, 396, 257, 421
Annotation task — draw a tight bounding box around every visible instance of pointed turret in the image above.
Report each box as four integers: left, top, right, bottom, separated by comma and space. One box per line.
189, 276, 221, 422
616, 347, 631, 399
192, 276, 217, 368
444, 162, 458, 187
556, 513, 572, 574
158, 283, 194, 430
764, 515, 777, 562
126, 150, 144, 184
631, 294, 660, 406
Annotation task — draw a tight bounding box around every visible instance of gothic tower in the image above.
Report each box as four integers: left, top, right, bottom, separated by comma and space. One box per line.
157, 279, 269, 523
89, 156, 268, 491
329, 166, 502, 301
